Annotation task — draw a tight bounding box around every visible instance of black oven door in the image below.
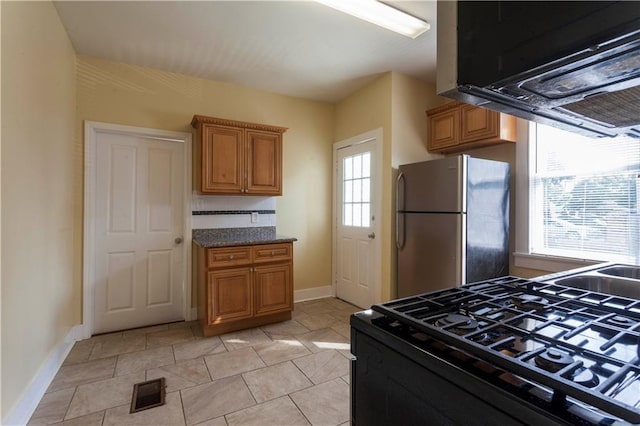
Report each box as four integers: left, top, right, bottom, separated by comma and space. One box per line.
350, 313, 569, 426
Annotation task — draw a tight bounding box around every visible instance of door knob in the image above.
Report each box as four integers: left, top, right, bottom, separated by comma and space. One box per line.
175, 237, 183, 244
368, 232, 375, 239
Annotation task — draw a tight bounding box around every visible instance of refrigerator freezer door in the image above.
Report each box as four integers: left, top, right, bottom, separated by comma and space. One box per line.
466, 157, 510, 283
397, 212, 464, 298
398, 155, 465, 213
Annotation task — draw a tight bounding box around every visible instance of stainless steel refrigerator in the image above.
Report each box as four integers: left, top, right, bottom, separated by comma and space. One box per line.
396, 155, 510, 298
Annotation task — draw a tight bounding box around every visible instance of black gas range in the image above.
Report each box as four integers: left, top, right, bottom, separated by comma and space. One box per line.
350, 276, 640, 425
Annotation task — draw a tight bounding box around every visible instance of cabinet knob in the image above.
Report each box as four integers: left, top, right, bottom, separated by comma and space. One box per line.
175, 237, 183, 244
271, 250, 275, 256
229, 255, 234, 260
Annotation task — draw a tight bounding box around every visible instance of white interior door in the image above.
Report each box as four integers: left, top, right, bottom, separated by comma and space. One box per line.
92, 130, 186, 334
334, 130, 381, 308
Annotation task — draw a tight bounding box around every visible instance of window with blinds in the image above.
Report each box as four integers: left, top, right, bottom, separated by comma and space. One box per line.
530, 124, 640, 264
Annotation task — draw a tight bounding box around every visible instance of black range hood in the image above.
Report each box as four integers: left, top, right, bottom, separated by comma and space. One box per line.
437, 1, 640, 138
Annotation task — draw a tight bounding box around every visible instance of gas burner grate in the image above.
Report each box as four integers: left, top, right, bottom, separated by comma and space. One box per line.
372, 276, 640, 423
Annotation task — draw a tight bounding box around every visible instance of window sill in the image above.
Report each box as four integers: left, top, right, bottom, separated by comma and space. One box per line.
513, 252, 601, 274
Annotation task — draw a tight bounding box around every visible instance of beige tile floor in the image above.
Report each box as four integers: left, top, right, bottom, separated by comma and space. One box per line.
28, 298, 360, 426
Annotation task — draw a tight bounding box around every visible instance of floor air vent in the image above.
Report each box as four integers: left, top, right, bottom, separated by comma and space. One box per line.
130, 378, 166, 413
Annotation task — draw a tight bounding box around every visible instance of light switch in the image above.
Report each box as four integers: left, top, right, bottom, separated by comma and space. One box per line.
251, 212, 259, 223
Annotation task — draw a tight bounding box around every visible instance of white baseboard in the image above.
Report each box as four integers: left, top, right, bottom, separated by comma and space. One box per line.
294, 285, 333, 303
2, 324, 83, 426
73, 323, 91, 341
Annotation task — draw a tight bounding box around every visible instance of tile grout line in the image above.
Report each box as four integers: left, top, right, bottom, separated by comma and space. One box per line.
209, 375, 258, 425
59, 385, 79, 424
202, 352, 215, 382
31, 300, 353, 425
238, 363, 260, 408
289, 357, 316, 389
286, 394, 314, 426
178, 387, 188, 426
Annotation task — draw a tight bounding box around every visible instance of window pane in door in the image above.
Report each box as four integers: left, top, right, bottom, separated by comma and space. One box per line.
362, 153, 371, 177
342, 152, 372, 228
344, 157, 352, 180
344, 203, 352, 226
362, 204, 370, 227
353, 179, 362, 203
353, 154, 362, 179
353, 203, 362, 227
362, 178, 370, 203
344, 181, 352, 203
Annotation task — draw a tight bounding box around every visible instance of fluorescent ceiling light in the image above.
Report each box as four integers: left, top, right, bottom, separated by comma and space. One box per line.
315, 0, 430, 39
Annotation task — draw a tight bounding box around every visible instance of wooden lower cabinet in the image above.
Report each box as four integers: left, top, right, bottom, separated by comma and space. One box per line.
208, 268, 253, 324
195, 242, 293, 336
254, 263, 292, 316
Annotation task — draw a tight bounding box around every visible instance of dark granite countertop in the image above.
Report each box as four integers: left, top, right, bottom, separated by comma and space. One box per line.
193, 226, 297, 248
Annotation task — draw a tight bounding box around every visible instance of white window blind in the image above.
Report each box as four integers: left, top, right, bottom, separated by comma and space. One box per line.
531, 124, 640, 264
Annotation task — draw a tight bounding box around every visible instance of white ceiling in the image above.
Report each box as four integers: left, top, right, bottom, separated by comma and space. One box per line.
53, 1, 437, 103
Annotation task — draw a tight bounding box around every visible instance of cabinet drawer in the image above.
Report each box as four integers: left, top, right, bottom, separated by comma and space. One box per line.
207, 247, 252, 268
252, 243, 292, 263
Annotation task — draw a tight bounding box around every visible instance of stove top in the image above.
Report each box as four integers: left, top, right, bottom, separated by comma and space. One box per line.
372, 277, 640, 423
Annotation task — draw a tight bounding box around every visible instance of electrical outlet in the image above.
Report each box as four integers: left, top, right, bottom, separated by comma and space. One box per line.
251, 212, 259, 223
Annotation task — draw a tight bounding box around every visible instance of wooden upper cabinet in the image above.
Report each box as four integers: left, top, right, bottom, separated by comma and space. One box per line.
428, 107, 460, 151
426, 102, 516, 154
202, 124, 244, 193
459, 104, 499, 143
246, 130, 282, 195
192, 115, 287, 195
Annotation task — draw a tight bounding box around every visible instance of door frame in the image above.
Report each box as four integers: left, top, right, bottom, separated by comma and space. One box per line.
332, 128, 383, 306
82, 121, 192, 338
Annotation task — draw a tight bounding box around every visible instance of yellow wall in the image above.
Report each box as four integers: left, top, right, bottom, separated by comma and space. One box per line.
1, 1, 77, 419
76, 56, 335, 291
0, 3, 554, 421
334, 73, 443, 301
388, 74, 444, 298
335, 73, 393, 301
391, 73, 443, 168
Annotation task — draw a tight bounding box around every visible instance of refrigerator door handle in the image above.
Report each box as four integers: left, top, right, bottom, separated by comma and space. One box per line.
396, 172, 406, 249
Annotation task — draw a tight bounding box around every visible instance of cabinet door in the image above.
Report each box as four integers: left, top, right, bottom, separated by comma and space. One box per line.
254, 263, 292, 316
201, 124, 244, 194
246, 130, 282, 195
428, 108, 460, 151
459, 104, 498, 143
208, 268, 253, 324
